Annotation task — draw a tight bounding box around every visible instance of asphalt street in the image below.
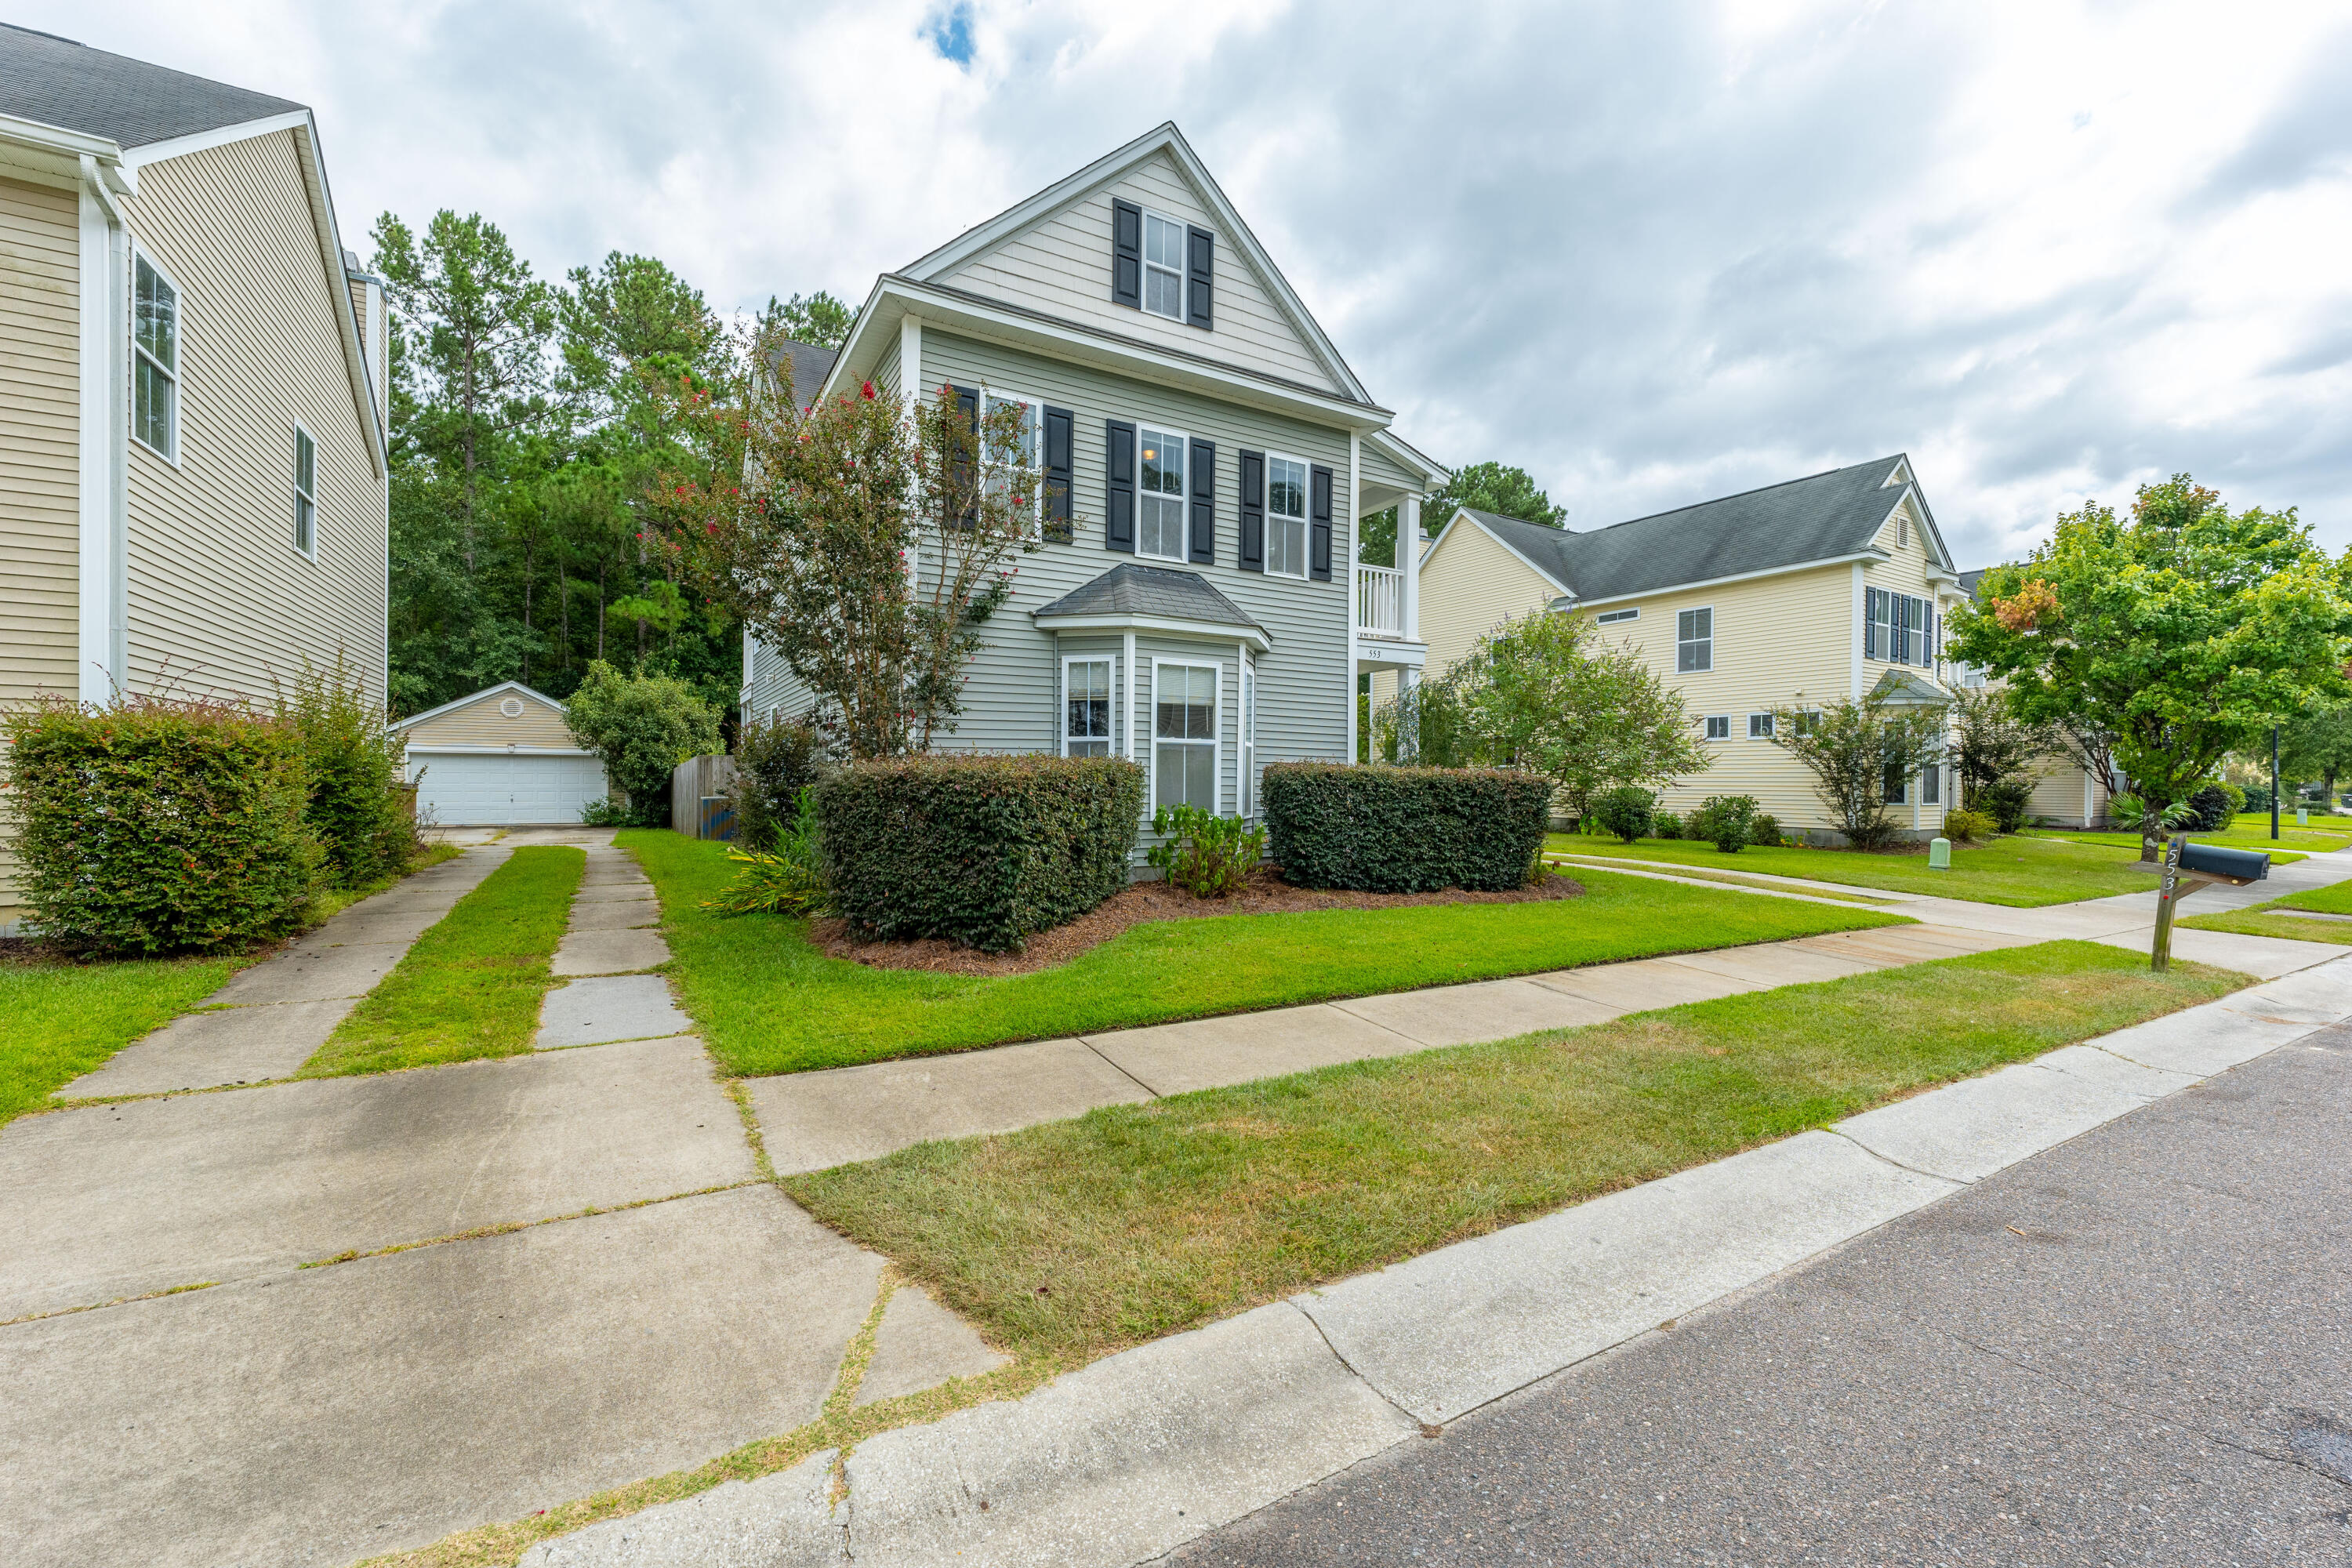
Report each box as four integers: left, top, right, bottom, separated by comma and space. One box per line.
1174, 1023, 2352, 1566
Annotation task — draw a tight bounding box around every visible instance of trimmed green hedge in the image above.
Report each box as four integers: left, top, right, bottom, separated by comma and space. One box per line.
818, 753, 1145, 953
1263, 763, 1549, 891
3, 695, 324, 954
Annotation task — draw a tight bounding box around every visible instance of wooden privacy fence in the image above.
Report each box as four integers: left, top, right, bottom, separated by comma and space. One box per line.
669, 753, 739, 840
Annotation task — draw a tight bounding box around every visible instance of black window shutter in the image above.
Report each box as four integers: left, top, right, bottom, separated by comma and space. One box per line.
1189, 438, 1216, 564
1186, 225, 1214, 330
1111, 199, 1143, 308
1042, 405, 1074, 543
951, 385, 979, 528
1238, 449, 1265, 572
1863, 587, 1882, 660
1308, 464, 1334, 581
1105, 419, 1135, 552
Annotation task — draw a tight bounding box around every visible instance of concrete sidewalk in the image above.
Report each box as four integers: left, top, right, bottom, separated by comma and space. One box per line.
525, 954, 2352, 1568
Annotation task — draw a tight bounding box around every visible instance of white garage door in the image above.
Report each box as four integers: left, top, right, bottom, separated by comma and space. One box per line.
412, 751, 610, 826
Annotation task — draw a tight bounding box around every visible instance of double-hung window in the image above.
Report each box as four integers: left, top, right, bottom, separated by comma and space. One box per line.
979, 390, 1039, 521
1265, 455, 1308, 578
1142, 212, 1186, 320
1137, 426, 1186, 560
292, 426, 317, 555
1704, 715, 1731, 741
133, 252, 180, 459
1884, 763, 1908, 805
1677, 608, 1712, 672
1154, 662, 1217, 812
1064, 658, 1112, 757
1748, 713, 1774, 739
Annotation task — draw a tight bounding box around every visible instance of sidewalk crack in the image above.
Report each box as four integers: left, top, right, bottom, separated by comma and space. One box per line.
1080, 1039, 1162, 1100
1284, 1298, 1429, 1434
1823, 1127, 1967, 1186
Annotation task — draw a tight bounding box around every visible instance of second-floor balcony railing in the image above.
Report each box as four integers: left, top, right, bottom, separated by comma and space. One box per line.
1356, 564, 1404, 638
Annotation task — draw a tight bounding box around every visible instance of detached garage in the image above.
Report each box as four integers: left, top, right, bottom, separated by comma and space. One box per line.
396, 683, 609, 826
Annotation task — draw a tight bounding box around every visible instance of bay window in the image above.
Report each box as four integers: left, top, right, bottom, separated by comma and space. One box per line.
1154, 662, 1218, 812
1064, 658, 1112, 757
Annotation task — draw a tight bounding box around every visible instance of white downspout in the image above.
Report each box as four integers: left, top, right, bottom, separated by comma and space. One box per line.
77, 157, 129, 704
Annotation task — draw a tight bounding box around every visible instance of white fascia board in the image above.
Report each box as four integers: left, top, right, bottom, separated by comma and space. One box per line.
898, 122, 1370, 405
833, 277, 1394, 430
1033, 610, 1271, 653
403, 743, 598, 757
0, 112, 132, 193
391, 680, 568, 731
1569, 551, 1887, 611
1445, 508, 1575, 597
118, 110, 311, 170
1364, 426, 1442, 487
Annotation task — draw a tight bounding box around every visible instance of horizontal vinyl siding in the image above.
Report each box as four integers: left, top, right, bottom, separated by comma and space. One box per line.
401, 691, 575, 750
940, 152, 1339, 395
920, 331, 1351, 796
1418, 518, 1559, 679
2025, 759, 2107, 827
0, 174, 79, 708
117, 130, 387, 709
1358, 441, 1417, 495
1593, 568, 1858, 831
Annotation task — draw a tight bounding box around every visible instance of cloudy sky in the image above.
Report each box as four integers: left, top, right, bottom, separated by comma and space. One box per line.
29, 0, 2352, 563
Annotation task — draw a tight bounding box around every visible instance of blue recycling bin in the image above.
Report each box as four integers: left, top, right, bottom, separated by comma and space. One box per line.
2180, 841, 2269, 883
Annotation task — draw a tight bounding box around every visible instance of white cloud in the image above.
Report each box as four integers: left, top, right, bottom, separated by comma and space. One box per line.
25, 0, 2352, 561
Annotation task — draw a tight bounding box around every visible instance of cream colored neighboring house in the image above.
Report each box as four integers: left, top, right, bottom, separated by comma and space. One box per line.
0, 24, 389, 925
1414, 456, 2011, 840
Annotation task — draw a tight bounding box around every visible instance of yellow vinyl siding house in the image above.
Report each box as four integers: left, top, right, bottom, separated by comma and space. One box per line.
1416, 456, 2005, 840
0, 24, 388, 927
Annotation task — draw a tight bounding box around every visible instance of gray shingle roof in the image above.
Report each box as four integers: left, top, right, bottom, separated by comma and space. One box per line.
766, 339, 840, 405
1461, 456, 1932, 604
0, 23, 303, 149
1033, 562, 1267, 635
1958, 568, 1990, 601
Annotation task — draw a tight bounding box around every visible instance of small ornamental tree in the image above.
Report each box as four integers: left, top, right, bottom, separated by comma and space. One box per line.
564, 659, 721, 825
1450, 611, 1711, 819
1947, 475, 2352, 858
648, 325, 1047, 758
1766, 693, 1948, 849
1947, 685, 2059, 810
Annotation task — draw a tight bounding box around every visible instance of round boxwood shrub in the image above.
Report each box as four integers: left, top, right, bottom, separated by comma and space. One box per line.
3, 695, 324, 954
1591, 786, 1655, 844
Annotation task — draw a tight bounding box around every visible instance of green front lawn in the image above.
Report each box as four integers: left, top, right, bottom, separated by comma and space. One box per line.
1555, 833, 2165, 906
2182, 874, 2352, 946
2274, 876, 2352, 914
621, 831, 1907, 1078
300, 847, 584, 1077
787, 941, 2242, 1367
2022, 825, 2331, 864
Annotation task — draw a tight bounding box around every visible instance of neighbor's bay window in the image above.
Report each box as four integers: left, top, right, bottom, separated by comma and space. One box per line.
1154, 662, 1217, 811
1065, 658, 1112, 757
1138, 426, 1186, 560
1266, 456, 1308, 578
134, 252, 180, 459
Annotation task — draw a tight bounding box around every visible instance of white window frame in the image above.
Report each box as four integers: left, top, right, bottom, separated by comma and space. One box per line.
1061, 654, 1115, 759
1264, 449, 1311, 580
1677, 605, 1714, 673
1704, 714, 1732, 742
1133, 420, 1190, 564
978, 386, 1043, 525
1595, 607, 1639, 625
1151, 657, 1221, 815
1748, 713, 1774, 739
131, 245, 184, 466
1140, 208, 1187, 322
291, 423, 318, 559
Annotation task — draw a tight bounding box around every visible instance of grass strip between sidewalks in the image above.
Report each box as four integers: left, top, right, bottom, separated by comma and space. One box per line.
788, 940, 2241, 1369
1552, 832, 2168, 906
300, 847, 583, 1077
2182, 871, 2352, 946
2023, 826, 2322, 864
621, 830, 1907, 1076
0, 844, 464, 1127
1548, 855, 1896, 904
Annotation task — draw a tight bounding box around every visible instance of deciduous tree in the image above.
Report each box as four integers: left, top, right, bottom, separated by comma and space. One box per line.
1766, 692, 1949, 849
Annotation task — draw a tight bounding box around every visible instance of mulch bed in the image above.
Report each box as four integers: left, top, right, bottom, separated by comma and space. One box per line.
810, 865, 1585, 977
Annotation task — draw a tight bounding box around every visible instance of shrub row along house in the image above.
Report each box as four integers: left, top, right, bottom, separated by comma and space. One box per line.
744, 125, 1441, 828
1412, 458, 2113, 838
0, 24, 390, 927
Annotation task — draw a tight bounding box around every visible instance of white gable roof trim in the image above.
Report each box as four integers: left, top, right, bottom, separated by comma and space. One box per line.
394, 680, 568, 733
898, 122, 1372, 406
1424, 506, 1575, 596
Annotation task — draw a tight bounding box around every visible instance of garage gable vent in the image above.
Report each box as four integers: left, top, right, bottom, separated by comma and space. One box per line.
499, 697, 525, 717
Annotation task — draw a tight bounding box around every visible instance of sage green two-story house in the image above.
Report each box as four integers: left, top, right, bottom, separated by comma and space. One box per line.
743, 124, 1439, 827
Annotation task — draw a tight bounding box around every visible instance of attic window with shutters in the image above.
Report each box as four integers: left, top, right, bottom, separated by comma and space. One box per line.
1112, 199, 1214, 329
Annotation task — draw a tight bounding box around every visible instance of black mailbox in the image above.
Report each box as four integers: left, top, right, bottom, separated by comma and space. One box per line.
2180, 841, 2270, 884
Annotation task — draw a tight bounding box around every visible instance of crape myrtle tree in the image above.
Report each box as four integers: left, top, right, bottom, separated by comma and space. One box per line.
1446, 611, 1711, 820
1947, 475, 2352, 860
1947, 685, 2060, 806
1766, 692, 1948, 850
649, 326, 1047, 759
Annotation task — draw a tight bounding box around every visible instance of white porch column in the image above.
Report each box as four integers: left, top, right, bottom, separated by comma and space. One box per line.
898, 314, 923, 597
1400, 493, 1421, 643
